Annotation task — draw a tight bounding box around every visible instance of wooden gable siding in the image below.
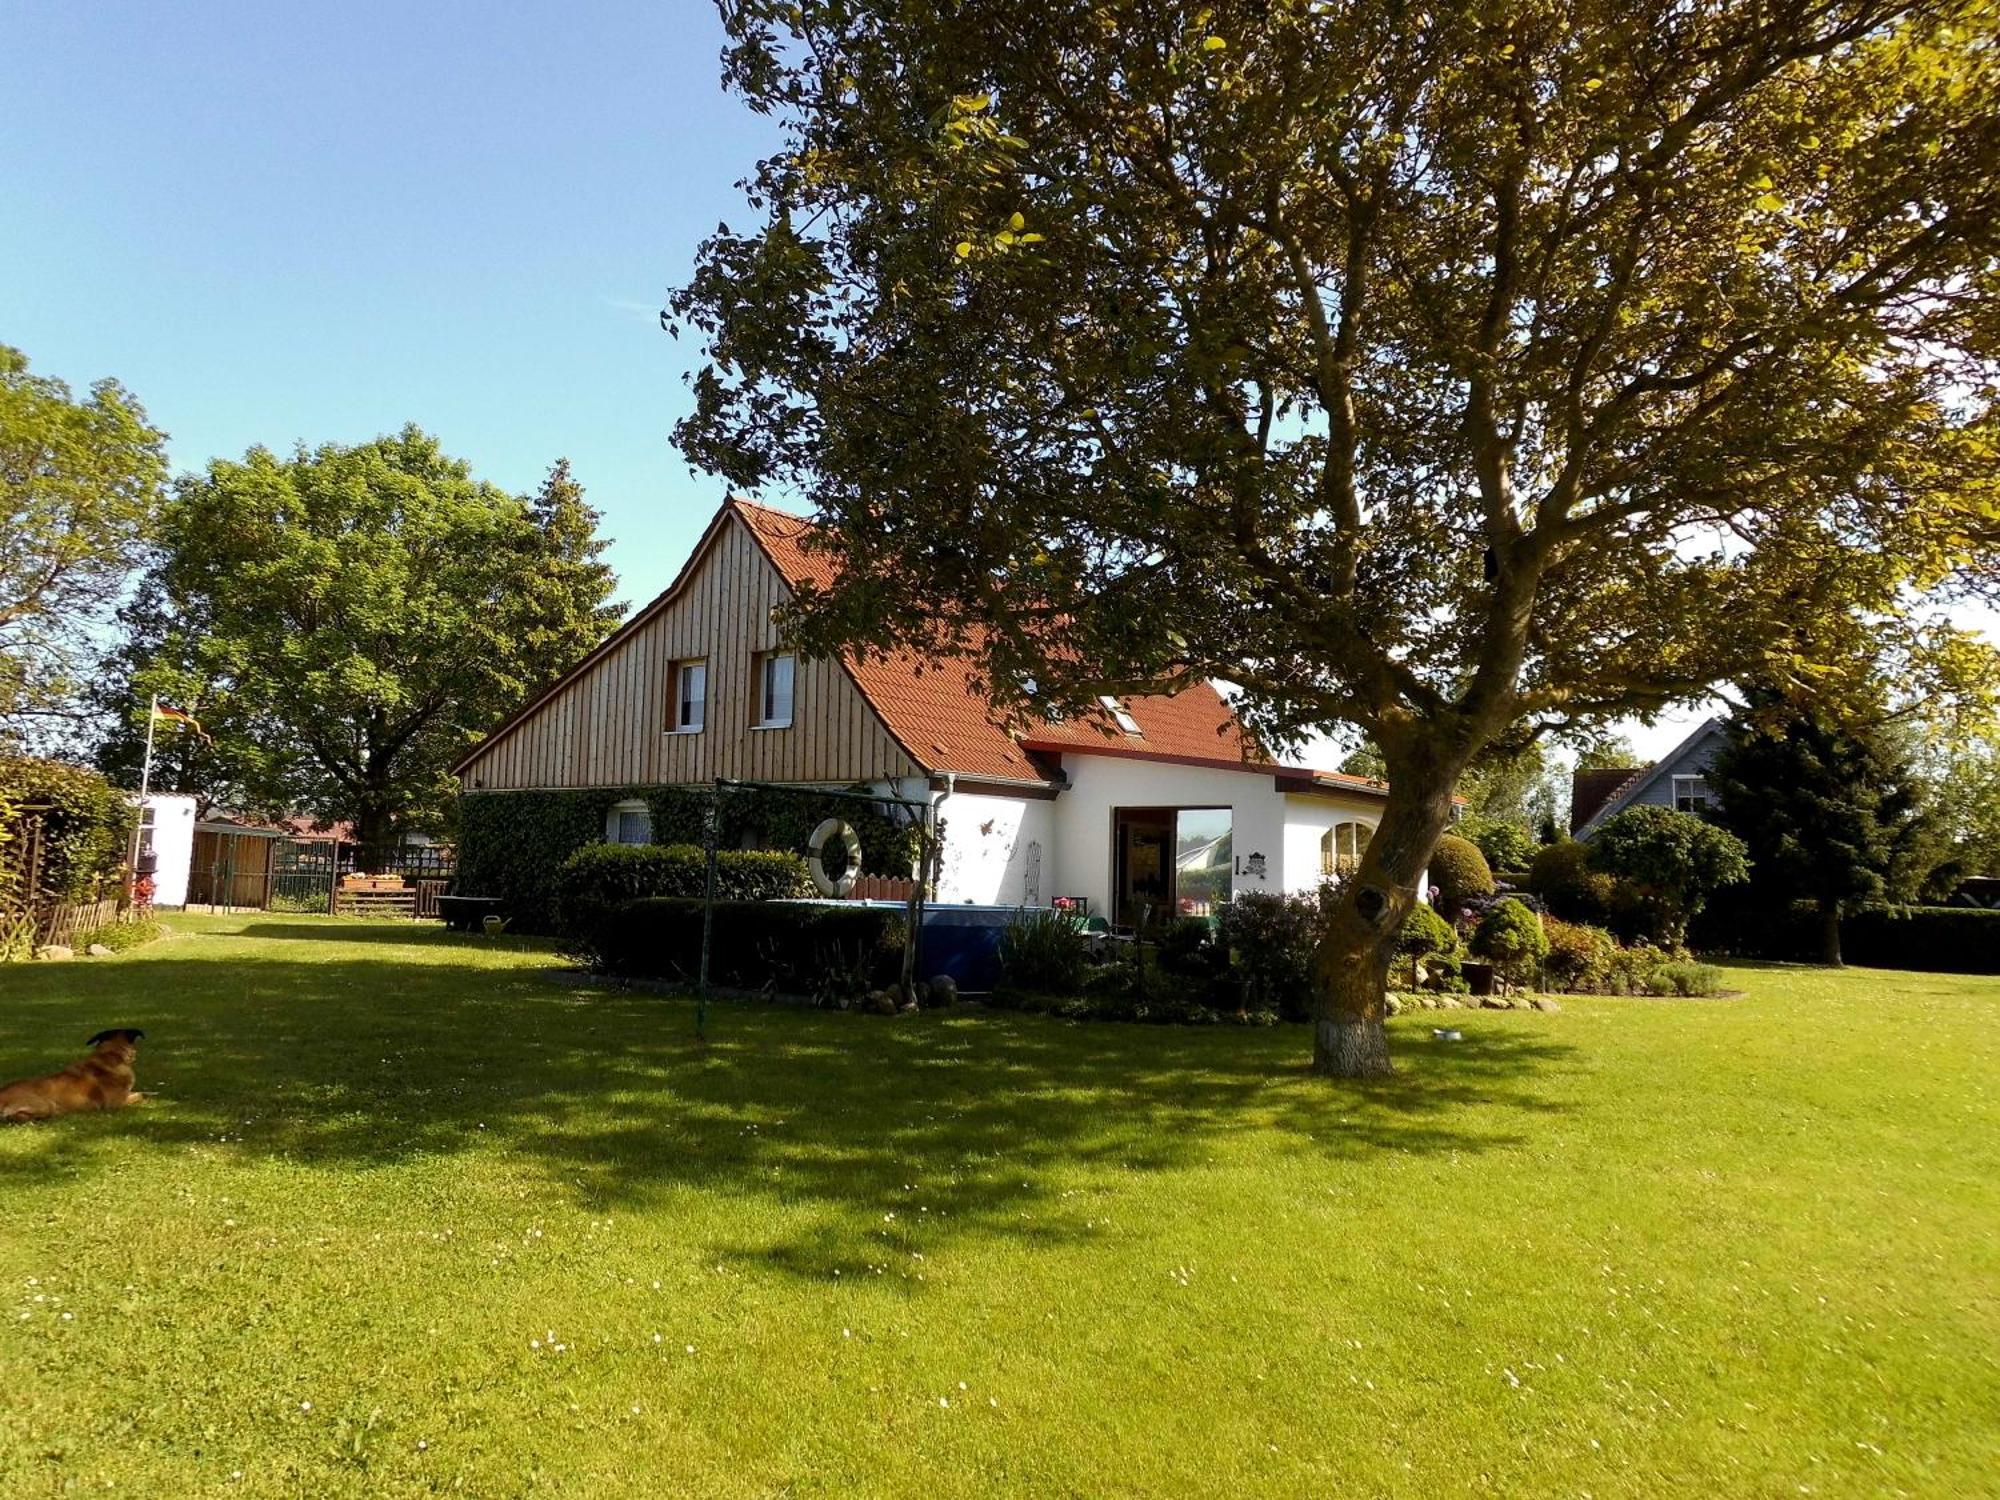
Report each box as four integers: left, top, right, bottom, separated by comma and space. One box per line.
461, 513, 922, 789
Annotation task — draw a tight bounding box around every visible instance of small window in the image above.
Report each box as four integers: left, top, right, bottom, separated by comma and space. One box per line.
607, 800, 652, 845
1672, 775, 1712, 816
671, 660, 706, 733
756, 652, 795, 727
1321, 821, 1369, 878
1099, 696, 1142, 736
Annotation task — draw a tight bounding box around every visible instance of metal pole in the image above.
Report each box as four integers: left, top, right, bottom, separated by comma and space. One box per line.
127, 694, 158, 904
696, 781, 722, 1040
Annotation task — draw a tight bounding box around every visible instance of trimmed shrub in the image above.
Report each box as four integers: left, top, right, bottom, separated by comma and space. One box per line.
997, 907, 1089, 991
1429, 833, 1496, 916
1540, 918, 1617, 992
573, 896, 906, 993
553, 842, 810, 935
1528, 839, 1626, 928
1691, 902, 2000, 974
1217, 891, 1320, 1021
1155, 914, 1228, 980
1471, 897, 1549, 985
1588, 805, 1749, 946
1645, 960, 1726, 997
1460, 817, 1537, 875
1395, 900, 1459, 987
457, 783, 926, 932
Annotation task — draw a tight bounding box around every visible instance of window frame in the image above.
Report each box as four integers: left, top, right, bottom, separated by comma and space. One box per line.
1320, 820, 1369, 878
606, 799, 653, 846
669, 658, 707, 734
1098, 695, 1143, 736
1671, 774, 1712, 816
754, 651, 796, 729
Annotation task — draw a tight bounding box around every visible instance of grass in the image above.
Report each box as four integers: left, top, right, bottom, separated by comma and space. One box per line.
1, 915, 1996, 1498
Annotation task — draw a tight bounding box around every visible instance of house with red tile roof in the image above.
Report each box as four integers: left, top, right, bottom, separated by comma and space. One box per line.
453, 497, 1402, 925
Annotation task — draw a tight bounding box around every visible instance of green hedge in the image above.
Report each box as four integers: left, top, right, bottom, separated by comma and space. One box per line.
573, 896, 907, 992
457, 784, 926, 933
552, 843, 811, 936
1, 756, 137, 903
1693, 902, 2000, 973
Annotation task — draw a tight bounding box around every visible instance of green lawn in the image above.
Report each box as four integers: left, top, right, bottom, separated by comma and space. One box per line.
1, 916, 1996, 1498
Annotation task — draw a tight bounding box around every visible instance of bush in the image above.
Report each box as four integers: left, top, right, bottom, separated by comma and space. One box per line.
1691, 902, 2000, 974
1216, 891, 1320, 1021
71, 918, 163, 954
1460, 817, 1537, 874
1154, 914, 1228, 980
0, 756, 137, 903
1540, 918, 1617, 992
1602, 944, 1667, 995
1394, 901, 1459, 987
457, 784, 925, 932
1645, 960, 1726, 997
1429, 833, 1495, 916
997, 907, 1090, 991
572, 897, 906, 993
1471, 898, 1549, 985
1528, 839, 1625, 927
1588, 805, 1749, 946
553, 842, 810, 935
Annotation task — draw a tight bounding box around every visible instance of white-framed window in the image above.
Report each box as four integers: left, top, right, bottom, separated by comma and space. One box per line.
1321, 820, 1369, 878
670, 660, 706, 733
755, 652, 795, 728
1672, 775, 1712, 816
1099, 696, 1142, 736
607, 799, 652, 845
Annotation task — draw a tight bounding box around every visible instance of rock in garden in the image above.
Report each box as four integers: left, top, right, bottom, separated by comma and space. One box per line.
1481, 995, 1510, 1009
865, 990, 898, 1016
87, 943, 114, 957
1531, 997, 1562, 1013
927, 975, 959, 1007
36, 945, 74, 961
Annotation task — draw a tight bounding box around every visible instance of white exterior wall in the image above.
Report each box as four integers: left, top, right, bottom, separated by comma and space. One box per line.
1278, 793, 1381, 894
1049, 755, 1291, 915
141, 793, 197, 908
933, 790, 1057, 906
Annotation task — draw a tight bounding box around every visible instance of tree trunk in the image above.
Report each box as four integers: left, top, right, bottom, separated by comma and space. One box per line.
1819, 900, 1844, 967
354, 789, 395, 875
1310, 743, 1464, 1078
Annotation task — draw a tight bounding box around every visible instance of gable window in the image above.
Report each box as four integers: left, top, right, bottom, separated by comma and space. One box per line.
670, 660, 706, 733
1098, 696, 1142, 735
1321, 820, 1369, 878
607, 799, 652, 845
755, 652, 795, 728
1672, 775, 1712, 816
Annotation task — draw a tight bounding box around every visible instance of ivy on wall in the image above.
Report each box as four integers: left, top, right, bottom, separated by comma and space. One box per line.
457, 783, 932, 931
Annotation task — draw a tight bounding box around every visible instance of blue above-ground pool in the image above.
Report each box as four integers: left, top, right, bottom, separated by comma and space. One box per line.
776, 899, 1034, 993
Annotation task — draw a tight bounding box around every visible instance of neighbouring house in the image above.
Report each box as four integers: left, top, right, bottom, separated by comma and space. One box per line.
135, 793, 198, 907
453, 496, 1414, 927
1570, 718, 1726, 839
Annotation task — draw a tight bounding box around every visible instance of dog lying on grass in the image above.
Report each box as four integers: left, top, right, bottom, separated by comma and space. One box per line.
0, 1029, 147, 1123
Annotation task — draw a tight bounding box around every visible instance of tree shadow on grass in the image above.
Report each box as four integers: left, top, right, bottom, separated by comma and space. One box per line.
0, 939, 1579, 1279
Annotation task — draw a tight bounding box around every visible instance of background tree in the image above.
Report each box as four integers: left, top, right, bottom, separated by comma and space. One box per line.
0, 344, 167, 748
1589, 806, 1749, 947
1575, 736, 1647, 774
115, 433, 620, 860
672, 0, 2000, 1075
1708, 695, 1933, 964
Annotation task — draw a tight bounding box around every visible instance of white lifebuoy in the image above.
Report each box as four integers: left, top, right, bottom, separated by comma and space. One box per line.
807, 818, 863, 897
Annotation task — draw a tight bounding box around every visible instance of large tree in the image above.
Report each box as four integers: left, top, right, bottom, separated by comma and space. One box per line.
0, 344, 167, 748
108, 434, 620, 859
671, 0, 2000, 1075
1708, 694, 1931, 964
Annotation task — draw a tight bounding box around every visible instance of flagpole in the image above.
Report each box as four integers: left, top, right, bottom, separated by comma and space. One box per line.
128, 694, 158, 904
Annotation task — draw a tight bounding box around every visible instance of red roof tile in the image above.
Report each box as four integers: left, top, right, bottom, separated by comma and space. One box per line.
732, 499, 1262, 782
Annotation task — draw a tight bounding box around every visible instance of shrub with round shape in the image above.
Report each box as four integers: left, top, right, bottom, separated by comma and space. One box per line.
1429, 833, 1496, 917
1471, 897, 1550, 986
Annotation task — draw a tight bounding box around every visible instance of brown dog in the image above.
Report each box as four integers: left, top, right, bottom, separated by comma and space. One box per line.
0, 1029, 147, 1123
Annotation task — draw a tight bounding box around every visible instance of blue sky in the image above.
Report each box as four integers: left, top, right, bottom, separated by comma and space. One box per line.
3, 1, 1755, 764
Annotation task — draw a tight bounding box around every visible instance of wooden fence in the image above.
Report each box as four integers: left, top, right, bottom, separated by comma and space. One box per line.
39, 897, 124, 950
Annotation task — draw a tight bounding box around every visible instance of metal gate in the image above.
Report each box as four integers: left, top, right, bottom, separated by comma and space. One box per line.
270, 837, 343, 914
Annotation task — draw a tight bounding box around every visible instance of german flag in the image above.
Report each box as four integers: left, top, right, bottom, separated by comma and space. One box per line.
152, 702, 213, 745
